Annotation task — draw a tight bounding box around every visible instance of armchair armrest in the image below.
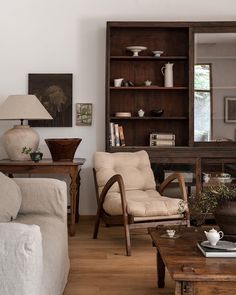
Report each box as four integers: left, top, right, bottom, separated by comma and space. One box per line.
97, 174, 128, 215
158, 172, 188, 202
14, 178, 67, 221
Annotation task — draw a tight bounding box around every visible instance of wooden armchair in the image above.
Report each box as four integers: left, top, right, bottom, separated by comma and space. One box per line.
93, 150, 190, 256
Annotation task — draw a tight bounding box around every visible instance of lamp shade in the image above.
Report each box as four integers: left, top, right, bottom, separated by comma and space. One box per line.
0, 95, 53, 120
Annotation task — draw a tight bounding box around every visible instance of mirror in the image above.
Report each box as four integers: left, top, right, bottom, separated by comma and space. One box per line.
194, 33, 236, 142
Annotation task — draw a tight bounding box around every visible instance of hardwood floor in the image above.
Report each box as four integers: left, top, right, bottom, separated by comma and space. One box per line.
63, 219, 174, 295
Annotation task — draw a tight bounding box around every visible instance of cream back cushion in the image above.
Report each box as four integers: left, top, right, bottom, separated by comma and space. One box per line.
0, 172, 22, 222
94, 150, 156, 193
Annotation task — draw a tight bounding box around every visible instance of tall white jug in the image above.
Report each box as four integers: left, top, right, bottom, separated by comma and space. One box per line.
161, 63, 174, 87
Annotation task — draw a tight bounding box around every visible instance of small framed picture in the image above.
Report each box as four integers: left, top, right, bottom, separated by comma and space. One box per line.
225, 97, 236, 123
76, 103, 92, 126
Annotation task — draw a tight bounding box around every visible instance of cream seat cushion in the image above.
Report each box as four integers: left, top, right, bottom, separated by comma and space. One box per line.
0, 172, 22, 222
94, 150, 183, 217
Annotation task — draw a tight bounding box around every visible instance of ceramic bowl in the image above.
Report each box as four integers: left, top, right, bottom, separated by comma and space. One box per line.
126, 46, 147, 56
152, 50, 164, 57
45, 138, 82, 162
150, 109, 164, 117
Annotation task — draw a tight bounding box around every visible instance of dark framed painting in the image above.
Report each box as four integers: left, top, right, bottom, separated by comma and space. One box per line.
28, 73, 72, 127
225, 97, 236, 123
76, 103, 92, 126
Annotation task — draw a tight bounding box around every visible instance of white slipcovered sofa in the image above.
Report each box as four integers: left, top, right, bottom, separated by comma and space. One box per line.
0, 172, 70, 295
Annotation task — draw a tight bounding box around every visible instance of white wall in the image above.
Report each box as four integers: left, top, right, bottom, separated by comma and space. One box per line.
0, 0, 236, 215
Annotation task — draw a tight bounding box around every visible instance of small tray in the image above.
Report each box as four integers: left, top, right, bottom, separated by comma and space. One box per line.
161, 233, 181, 239
201, 240, 236, 251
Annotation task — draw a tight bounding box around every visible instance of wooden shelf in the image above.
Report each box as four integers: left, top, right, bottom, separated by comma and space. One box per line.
110, 86, 188, 90
110, 116, 188, 120
110, 56, 188, 60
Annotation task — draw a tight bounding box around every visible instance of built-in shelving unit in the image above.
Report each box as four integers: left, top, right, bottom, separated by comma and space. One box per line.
106, 22, 189, 150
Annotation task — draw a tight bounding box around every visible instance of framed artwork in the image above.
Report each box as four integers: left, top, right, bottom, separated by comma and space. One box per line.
225, 97, 236, 123
76, 103, 92, 126
28, 73, 72, 127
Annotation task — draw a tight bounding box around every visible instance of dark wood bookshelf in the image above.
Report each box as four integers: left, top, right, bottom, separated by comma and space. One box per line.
110, 56, 188, 60
105, 21, 236, 196
109, 86, 188, 90
110, 116, 188, 120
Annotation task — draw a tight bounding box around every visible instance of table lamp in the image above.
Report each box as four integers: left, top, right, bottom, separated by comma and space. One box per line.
0, 95, 53, 161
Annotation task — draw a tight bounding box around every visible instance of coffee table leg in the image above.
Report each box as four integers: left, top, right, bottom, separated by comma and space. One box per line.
157, 250, 165, 288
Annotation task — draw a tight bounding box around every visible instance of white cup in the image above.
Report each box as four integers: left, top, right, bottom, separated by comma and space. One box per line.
166, 229, 176, 238
114, 78, 123, 87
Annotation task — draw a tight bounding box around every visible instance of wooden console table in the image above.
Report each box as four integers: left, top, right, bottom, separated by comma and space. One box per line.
0, 158, 85, 236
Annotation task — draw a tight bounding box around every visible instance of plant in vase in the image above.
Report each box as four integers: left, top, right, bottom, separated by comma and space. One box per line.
22, 146, 43, 162
190, 184, 236, 236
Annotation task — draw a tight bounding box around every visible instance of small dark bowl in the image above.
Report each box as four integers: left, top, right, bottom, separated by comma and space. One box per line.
30, 152, 43, 163
150, 109, 164, 117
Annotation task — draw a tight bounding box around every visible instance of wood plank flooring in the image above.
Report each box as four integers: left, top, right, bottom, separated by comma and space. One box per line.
63, 220, 174, 295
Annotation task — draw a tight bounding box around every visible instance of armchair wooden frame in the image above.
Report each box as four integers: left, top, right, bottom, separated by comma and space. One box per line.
93, 169, 190, 256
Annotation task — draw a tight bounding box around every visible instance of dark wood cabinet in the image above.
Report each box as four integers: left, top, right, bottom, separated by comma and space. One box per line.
106, 22, 190, 149
105, 21, 236, 196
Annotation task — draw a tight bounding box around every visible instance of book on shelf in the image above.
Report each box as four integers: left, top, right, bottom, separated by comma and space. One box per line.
197, 242, 236, 258
114, 124, 120, 147
109, 122, 115, 147
150, 133, 175, 140
150, 139, 175, 147
118, 125, 125, 146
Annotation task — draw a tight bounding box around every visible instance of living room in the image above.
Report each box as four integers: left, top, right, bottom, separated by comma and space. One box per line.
1, 1, 236, 294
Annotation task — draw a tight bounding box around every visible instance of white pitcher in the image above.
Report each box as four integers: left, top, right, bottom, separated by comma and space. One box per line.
161, 63, 174, 87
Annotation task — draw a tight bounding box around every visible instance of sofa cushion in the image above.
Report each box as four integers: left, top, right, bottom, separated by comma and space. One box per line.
94, 150, 156, 193
103, 189, 182, 217
0, 222, 43, 295
0, 172, 22, 222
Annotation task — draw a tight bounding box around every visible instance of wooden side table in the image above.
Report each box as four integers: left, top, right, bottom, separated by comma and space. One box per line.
0, 158, 85, 236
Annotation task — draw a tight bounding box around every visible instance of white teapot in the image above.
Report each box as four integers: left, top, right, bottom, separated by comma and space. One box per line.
204, 228, 224, 246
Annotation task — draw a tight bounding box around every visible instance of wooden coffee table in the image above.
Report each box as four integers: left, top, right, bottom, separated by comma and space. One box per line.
149, 227, 236, 295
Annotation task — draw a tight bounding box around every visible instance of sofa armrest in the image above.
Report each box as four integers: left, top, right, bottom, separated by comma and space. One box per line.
14, 178, 67, 221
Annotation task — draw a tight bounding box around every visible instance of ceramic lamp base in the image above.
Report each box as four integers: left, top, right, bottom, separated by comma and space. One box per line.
3, 125, 39, 161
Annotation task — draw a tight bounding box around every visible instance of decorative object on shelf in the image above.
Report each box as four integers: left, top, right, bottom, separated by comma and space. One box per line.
28, 73, 72, 127
191, 184, 236, 236
152, 50, 164, 57
203, 172, 232, 184
126, 46, 147, 56
114, 78, 124, 87
115, 112, 131, 117
161, 63, 174, 87
144, 80, 152, 86
150, 108, 164, 117
138, 109, 145, 117
0, 95, 52, 161
224, 97, 236, 123
76, 103, 92, 126
45, 138, 82, 162
21, 146, 43, 162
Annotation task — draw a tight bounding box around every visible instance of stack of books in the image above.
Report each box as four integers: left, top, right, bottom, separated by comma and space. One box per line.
150, 133, 175, 147
109, 123, 125, 147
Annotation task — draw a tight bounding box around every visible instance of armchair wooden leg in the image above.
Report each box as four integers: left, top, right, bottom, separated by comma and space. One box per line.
93, 207, 101, 239
123, 220, 131, 256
